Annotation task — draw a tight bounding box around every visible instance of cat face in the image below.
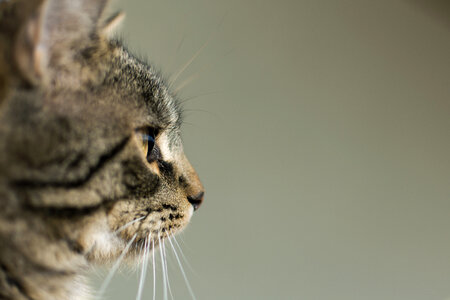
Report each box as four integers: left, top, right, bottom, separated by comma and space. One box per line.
0, 0, 203, 268
89, 45, 206, 260
99, 46, 206, 258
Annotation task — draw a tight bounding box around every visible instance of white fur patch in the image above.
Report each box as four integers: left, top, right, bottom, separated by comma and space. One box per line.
158, 132, 176, 161
188, 205, 194, 219
67, 276, 91, 300
84, 219, 122, 260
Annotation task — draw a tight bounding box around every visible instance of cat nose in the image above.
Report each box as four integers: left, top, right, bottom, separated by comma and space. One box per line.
187, 191, 204, 211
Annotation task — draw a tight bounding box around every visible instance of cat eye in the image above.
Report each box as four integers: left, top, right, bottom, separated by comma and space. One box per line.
136, 127, 159, 162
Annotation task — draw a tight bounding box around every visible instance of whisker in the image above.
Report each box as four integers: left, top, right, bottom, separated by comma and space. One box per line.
173, 71, 202, 94
167, 33, 186, 72
181, 108, 222, 122
144, 235, 152, 277
176, 34, 186, 54
167, 234, 197, 300
114, 216, 146, 234
131, 239, 142, 275
136, 235, 150, 300
96, 234, 137, 299
169, 10, 229, 89
170, 39, 210, 87
158, 234, 168, 300
179, 91, 221, 105
135, 237, 146, 300
152, 239, 156, 300
173, 49, 233, 94
172, 234, 197, 275
162, 238, 175, 300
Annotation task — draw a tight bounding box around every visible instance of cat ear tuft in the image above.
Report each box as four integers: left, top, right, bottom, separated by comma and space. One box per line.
101, 11, 125, 38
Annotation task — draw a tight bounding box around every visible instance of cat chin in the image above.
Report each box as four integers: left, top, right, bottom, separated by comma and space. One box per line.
83, 219, 124, 263
83, 203, 194, 264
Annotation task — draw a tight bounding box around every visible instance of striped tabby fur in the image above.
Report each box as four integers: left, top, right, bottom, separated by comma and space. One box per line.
0, 0, 204, 299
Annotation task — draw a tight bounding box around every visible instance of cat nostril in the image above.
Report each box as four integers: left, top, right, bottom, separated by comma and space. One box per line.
187, 191, 204, 211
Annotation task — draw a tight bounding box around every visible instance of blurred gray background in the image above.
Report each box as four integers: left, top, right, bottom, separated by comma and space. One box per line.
94, 0, 450, 299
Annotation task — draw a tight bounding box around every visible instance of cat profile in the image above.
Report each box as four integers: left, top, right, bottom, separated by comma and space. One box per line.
0, 0, 204, 299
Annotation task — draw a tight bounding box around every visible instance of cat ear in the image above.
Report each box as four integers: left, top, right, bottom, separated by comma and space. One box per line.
15, 0, 110, 84
101, 11, 125, 38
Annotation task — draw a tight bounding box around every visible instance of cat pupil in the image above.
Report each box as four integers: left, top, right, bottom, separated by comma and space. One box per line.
143, 132, 155, 146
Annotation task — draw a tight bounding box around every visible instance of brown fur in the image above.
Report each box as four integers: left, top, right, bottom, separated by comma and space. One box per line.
0, 0, 204, 299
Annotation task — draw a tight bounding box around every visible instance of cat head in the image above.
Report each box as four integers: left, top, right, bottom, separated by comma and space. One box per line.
0, 0, 204, 264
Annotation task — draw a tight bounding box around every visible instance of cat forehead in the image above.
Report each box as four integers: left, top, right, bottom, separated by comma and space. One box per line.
110, 45, 182, 129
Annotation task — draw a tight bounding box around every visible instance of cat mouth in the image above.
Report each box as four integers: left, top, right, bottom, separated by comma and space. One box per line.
119, 212, 189, 244
139, 221, 185, 241
129, 225, 182, 261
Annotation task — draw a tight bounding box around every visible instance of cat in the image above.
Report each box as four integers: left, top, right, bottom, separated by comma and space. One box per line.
0, 0, 204, 299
